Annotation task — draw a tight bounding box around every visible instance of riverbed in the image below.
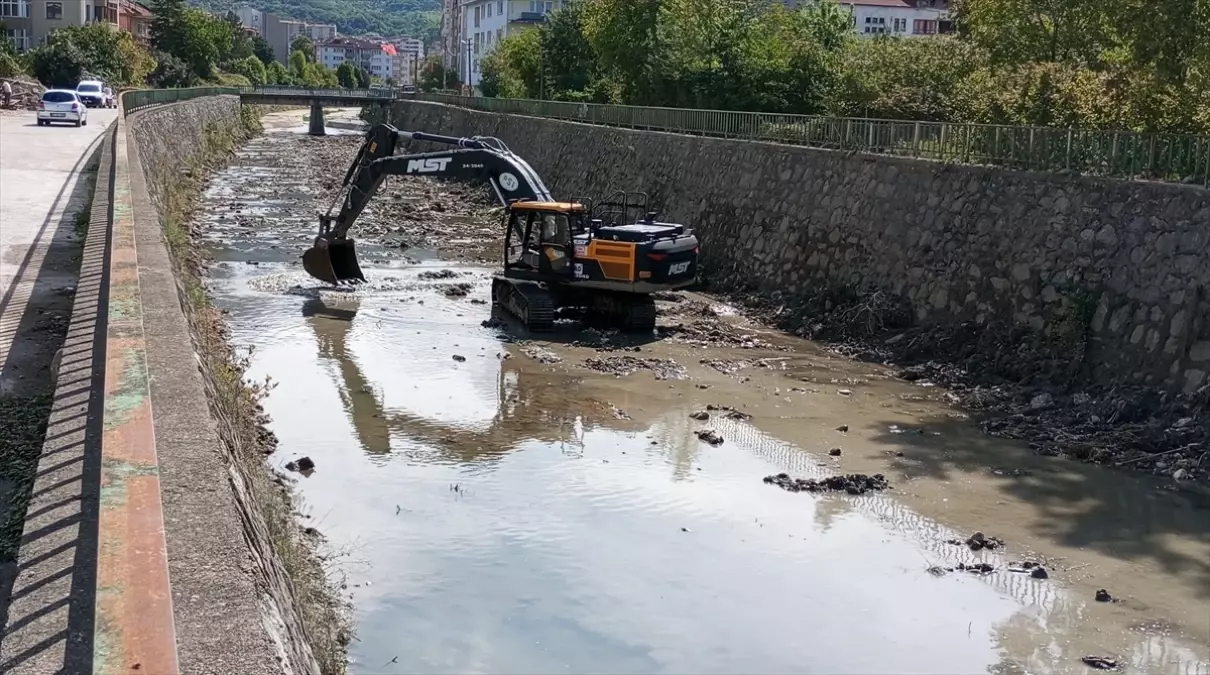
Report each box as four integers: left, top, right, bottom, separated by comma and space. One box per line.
196, 110, 1210, 674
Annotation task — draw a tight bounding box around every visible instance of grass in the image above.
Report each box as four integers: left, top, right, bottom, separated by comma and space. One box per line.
148, 103, 350, 674
0, 391, 55, 562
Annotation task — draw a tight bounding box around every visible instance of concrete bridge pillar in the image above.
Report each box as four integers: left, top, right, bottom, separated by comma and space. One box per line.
308, 101, 325, 136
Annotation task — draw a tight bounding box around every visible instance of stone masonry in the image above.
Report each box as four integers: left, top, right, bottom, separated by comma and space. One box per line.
380, 100, 1210, 393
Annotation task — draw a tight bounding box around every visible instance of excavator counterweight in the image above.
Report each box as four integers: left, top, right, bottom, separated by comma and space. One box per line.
301, 123, 699, 331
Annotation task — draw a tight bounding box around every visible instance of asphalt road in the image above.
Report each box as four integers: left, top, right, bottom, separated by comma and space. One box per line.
0, 107, 118, 396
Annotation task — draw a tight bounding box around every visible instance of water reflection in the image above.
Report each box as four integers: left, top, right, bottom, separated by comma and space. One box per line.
302, 297, 649, 467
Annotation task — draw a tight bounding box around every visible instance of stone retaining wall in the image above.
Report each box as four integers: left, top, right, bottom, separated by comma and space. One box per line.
381, 101, 1210, 393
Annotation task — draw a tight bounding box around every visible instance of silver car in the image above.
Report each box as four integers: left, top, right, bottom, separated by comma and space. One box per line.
37, 89, 89, 127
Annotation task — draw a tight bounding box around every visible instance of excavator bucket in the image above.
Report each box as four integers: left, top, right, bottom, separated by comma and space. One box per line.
303, 239, 366, 285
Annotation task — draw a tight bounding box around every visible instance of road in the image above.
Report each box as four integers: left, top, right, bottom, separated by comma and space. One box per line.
0, 107, 118, 397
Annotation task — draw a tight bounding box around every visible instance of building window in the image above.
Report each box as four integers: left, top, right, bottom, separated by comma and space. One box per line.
496, 27, 502, 41
45, 1, 61, 18
913, 18, 937, 34
496, 0, 502, 14
473, 5, 480, 26
486, 2, 491, 17
893, 17, 905, 31
5, 28, 29, 51
0, 0, 26, 18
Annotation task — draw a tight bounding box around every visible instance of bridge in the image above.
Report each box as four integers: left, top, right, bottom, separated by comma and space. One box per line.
238, 86, 402, 134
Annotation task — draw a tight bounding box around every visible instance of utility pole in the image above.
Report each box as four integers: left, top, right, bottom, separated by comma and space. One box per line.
463, 37, 472, 95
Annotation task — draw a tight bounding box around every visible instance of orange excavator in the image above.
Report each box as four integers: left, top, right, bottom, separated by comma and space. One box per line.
302, 124, 700, 332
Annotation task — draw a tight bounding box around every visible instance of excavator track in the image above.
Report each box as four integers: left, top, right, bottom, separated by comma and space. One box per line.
492, 277, 554, 331
591, 292, 657, 332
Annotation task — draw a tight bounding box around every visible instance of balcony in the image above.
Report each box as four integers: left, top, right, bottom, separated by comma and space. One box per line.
509, 11, 546, 23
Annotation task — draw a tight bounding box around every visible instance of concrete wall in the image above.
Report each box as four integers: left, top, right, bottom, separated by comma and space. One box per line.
383, 101, 1210, 393
126, 96, 326, 674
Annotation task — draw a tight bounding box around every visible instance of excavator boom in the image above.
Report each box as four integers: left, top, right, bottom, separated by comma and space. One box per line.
303, 124, 554, 284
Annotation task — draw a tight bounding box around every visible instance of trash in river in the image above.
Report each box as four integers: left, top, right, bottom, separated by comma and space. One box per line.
695, 429, 724, 445
763, 472, 890, 495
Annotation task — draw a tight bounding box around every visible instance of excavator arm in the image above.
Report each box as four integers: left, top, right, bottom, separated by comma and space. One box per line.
304, 124, 555, 284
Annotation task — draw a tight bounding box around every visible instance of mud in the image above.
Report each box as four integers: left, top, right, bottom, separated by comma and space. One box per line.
194, 110, 1210, 675
718, 288, 1210, 484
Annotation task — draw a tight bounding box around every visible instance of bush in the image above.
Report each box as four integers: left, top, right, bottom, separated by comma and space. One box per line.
149, 50, 195, 88
0, 51, 23, 78
229, 55, 266, 85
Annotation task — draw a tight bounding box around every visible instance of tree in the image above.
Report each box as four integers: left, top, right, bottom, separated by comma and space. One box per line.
27, 23, 157, 86
265, 59, 290, 84
479, 30, 542, 98
28, 39, 88, 87
355, 65, 371, 88
418, 55, 459, 90
336, 60, 357, 87
151, 0, 234, 79
539, 1, 600, 99
149, 50, 194, 87
252, 35, 275, 66
231, 53, 267, 84
291, 35, 316, 62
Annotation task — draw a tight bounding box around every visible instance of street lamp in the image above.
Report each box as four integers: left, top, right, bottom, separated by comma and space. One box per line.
462, 37, 472, 95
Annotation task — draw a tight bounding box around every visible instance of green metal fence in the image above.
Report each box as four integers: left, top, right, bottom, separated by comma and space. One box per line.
121, 87, 240, 116
415, 93, 1210, 187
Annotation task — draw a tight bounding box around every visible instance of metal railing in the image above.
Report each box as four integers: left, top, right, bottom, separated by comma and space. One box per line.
413, 93, 1210, 187
121, 87, 240, 115
237, 86, 394, 99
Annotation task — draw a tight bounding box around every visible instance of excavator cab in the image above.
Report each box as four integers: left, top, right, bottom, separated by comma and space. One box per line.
503, 201, 586, 277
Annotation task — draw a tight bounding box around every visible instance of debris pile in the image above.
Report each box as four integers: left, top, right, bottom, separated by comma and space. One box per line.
583, 355, 686, 380
0, 77, 46, 110
763, 472, 890, 495
947, 531, 1004, 551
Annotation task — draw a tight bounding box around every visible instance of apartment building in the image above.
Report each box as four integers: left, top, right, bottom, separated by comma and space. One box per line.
3, 0, 127, 53
460, 0, 558, 87
439, 0, 461, 77
317, 36, 396, 80
236, 6, 336, 63
784, 0, 952, 36
118, 0, 151, 44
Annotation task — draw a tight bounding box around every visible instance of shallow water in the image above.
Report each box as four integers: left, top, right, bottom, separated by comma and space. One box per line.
199, 111, 1210, 675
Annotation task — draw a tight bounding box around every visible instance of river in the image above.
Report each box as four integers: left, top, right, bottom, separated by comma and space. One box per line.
195, 110, 1210, 675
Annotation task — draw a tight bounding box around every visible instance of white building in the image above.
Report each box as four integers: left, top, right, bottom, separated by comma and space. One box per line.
318, 36, 397, 81
394, 36, 424, 60
460, 0, 558, 87
235, 5, 261, 34
786, 0, 952, 37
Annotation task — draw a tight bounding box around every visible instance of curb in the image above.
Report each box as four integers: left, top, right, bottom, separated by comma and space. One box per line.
92, 109, 180, 675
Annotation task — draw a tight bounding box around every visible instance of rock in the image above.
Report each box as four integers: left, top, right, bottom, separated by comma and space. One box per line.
1029, 392, 1053, 410
285, 456, 316, 473
1081, 656, 1118, 670
763, 472, 890, 494
949, 531, 1004, 551
1030, 566, 1049, 579
837, 388, 852, 396
695, 429, 724, 445
1173, 468, 1188, 481
828, 448, 842, 457
452, 354, 466, 361
689, 410, 710, 421
836, 424, 849, 432
1095, 589, 1112, 602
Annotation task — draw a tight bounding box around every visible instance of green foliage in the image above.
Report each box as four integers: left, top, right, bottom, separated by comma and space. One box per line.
27, 24, 156, 87
151, 0, 234, 80
193, 0, 440, 43
252, 35, 275, 65
418, 55, 459, 90
336, 60, 357, 87
288, 49, 338, 86
230, 54, 267, 85
480, 30, 542, 98
479, 0, 1208, 133
0, 52, 22, 78
291, 35, 315, 62
149, 50, 194, 87
355, 66, 371, 88
265, 59, 291, 84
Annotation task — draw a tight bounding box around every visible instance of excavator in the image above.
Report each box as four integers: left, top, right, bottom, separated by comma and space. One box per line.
301, 124, 700, 331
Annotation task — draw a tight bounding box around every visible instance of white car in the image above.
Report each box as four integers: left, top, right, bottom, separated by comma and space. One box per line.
37, 90, 89, 127
76, 79, 105, 108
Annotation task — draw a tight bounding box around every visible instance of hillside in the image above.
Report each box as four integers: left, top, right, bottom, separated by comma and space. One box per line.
192, 0, 441, 42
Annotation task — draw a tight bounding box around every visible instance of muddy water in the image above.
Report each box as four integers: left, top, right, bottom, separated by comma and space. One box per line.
199, 111, 1210, 674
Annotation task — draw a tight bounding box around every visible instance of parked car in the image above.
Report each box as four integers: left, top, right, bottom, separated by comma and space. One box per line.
102, 87, 117, 108
75, 79, 105, 108
37, 90, 89, 127
401, 84, 417, 95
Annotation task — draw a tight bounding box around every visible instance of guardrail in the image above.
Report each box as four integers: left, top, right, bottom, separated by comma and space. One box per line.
412, 93, 1210, 187
122, 86, 240, 115
237, 86, 394, 99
